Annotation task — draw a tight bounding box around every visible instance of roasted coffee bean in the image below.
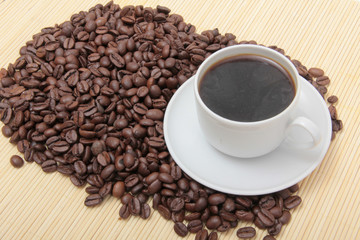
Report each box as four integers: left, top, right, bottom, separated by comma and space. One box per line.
129, 197, 141, 215
284, 195, 302, 209
10, 155, 24, 168
195, 229, 208, 240
119, 204, 130, 219
259, 196, 276, 210
2, 125, 13, 138
170, 197, 185, 212
184, 212, 201, 221
268, 221, 282, 236
85, 186, 99, 195
327, 95, 338, 104
158, 204, 171, 220
70, 175, 86, 187
235, 196, 252, 208
140, 203, 151, 219
263, 235, 276, 240
41, 160, 57, 173
51, 141, 70, 153
187, 219, 203, 233
57, 165, 74, 175
84, 194, 103, 207
74, 161, 87, 175
101, 164, 115, 179
269, 206, 282, 218
195, 197, 208, 212
254, 217, 267, 229
308, 67, 324, 77
237, 227, 256, 239
121, 193, 133, 205
174, 222, 188, 237
206, 215, 222, 230
223, 198, 236, 212
112, 181, 126, 198
258, 208, 275, 227
208, 231, 218, 240
219, 210, 237, 222
65, 129, 78, 144
208, 193, 226, 205
279, 210, 291, 225
158, 172, 174, 183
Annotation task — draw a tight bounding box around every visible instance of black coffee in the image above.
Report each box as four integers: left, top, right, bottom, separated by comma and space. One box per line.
199, 54, 295, 122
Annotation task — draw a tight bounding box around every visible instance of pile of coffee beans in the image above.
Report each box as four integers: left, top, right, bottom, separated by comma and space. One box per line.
0, 2, 342, 239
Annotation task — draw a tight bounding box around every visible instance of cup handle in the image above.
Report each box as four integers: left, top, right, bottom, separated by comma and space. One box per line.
284, 117, 321, 148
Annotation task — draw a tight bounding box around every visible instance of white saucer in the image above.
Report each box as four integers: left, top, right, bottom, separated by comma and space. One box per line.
164, 76, 332, 195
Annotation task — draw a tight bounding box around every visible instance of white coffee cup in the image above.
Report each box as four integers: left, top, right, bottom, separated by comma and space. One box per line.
193, 44, 321, 158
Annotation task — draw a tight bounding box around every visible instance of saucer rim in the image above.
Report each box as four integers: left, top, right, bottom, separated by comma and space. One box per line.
164, 76, 332, 195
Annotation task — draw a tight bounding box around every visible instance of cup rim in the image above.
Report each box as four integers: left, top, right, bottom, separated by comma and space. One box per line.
194, 44, 300, 126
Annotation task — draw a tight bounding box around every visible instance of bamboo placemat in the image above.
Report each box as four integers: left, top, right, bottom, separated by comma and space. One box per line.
0, 0, 359, 239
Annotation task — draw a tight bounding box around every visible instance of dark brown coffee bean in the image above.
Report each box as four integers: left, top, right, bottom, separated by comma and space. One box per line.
258, 208, 275, 227
41, 160, 57, 173
158, 204, 171, 220
308, 67, 324, 77
279, 210, 291, 225
259, 196, 276, 210
263, 235, 276, 240
84, 194, 103, 207
269, 206, 282, 218
174, 222, 188, 237
170, 197, 185, 212
208, 231, 218, 240
2, 125, 13, 138
327, 95, 338, 104
68, 174, 84, 187
97, 151, 110, 167
187, 219, 203, 233
65, 129, 78, 144
289, 183, 299, 193
119, 204, 130, 219
219, 210, 237, 222
101, 164, 115, 179
206, 215, 222, 230
129, 197, 141, 215
184, 212, 201, 221
74, 161, 87, 175
223, 198, 236, 212
236, 227, 256, 239
110, 53, 125, 68
51, 141, 70, 153
235, 196, 252, 208
140, 203, 151, 219
268, 221, 282, 236
158, 172, 174, 183
10, 155, 24, 168
316, 75, 330, 86
146, 109, 164, 120
85, 186, 99, 195
284, 195, 302, 209
195, 197, 208, 212
112, 181, 126, 198
195, 229, 208, 240
57, 165, 74, 175
254, 216, 267, 229
208, 193, 226, 205
121, 193, 133, 205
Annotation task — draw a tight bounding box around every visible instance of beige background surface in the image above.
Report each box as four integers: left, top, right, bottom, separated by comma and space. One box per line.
0, 0, 359, 239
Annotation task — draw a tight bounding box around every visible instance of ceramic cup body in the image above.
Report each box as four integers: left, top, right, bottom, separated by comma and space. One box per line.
194, 45, 319, 158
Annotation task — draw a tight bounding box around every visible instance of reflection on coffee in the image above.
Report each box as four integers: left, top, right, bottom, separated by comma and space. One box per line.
199, 54, 295, 122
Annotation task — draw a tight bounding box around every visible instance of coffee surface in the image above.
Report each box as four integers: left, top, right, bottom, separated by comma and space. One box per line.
199, 55, 295, 122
